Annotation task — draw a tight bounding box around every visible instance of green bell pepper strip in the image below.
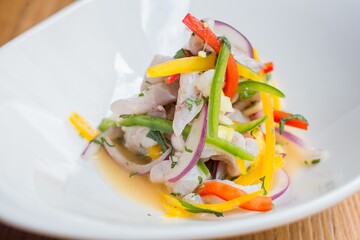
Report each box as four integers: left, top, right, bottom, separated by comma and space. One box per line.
100, 114, 254, 161
237, 80, 285, 98
225, 115, 267, 134
208, 39, 231, 138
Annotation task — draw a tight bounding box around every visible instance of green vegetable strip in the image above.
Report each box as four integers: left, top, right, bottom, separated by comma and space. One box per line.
98, 118, 116, 132
178, 199, 223, 217
225, 115, 267, 133
120, 114, 174, 134
197, 159, 210, 176
146, 130, 168, 152
112, 114, 254, 161
208, 41, 231, 138
206, 137, 254, 161
237, 80, 285, 98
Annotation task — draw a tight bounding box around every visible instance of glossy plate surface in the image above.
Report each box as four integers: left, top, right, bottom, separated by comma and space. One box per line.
0, 0, 359, 239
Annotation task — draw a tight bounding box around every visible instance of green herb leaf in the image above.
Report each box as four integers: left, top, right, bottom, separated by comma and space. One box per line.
304, 159, 321, 165
198, 176, 203, 184
170, 192, 181, 197
146, 130, 168, 152
138, 92, 144, 97
91, 136, 115, 147
184, 146, 193, 153
259, 176, 267, 195
129, 172, 138, 177
174, 48, 189, 59
178, 199, 223, 217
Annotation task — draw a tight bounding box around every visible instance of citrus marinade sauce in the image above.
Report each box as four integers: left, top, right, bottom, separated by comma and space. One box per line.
95, 136, 305, 211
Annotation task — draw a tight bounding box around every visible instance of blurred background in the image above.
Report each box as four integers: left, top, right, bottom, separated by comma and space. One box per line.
0, 0, 73, 46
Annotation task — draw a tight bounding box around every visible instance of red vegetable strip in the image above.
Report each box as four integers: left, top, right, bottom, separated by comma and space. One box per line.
182, 13, 239, 99
223, 55, 239, 99
273, 110, 308, 130
165, 74, 180, 84
182, 13, 221, 52
263, 62, 274, 74
197, 181, 272, 212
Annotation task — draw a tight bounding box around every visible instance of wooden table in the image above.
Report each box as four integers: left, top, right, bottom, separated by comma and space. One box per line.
0, 1, 359, 239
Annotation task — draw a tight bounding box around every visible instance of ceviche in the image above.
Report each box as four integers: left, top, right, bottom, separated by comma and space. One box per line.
69, 13, 323, 218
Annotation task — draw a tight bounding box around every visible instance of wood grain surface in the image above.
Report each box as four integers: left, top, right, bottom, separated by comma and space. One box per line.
0, 1, 359, 239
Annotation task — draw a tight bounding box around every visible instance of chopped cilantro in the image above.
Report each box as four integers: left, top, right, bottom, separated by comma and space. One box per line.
138, 92, 144, 97
170, 192, 181, 197
129, 172, 138, 177
198, 176, 203, 184
184, 146, 193, 153
146, 130, 168, 152
91, 136, 115, 147
259, 176, 267, 195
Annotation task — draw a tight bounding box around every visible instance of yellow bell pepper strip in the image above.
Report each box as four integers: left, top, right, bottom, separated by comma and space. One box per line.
271, 82, 282, 111
161, 200, 193, 218
182, 13, 239, 99
237, 159, 247, 175
236, 62, 262, 81
146, 53, 216, 78
235, 155, 284, 185
69, 112, 100, 141
116, 114, 254, 161
208, 40, 231, 137
224, 115, 267, 133
260, 92, 276, 194
147, 144, 162, 160
238, 80, 285, 98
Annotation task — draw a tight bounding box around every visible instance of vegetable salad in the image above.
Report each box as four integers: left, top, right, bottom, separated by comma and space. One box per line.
70, 13, 319, 218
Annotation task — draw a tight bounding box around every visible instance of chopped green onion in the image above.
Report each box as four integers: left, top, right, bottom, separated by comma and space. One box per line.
98, 118, 116, 132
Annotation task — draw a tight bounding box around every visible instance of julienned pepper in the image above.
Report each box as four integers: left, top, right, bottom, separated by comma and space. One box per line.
146, 53, 216, 78
69, 112, 100, 141
225, 115, 267, 133
208, 40, 231, 138
236, 63, 262, 82
238, 80, 285, 98
163, 190, 262, 213
112, 114, 254, 161
182, 13, 239, 99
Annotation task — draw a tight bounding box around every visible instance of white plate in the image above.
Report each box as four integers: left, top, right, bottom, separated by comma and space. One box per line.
0, 0, 360, 239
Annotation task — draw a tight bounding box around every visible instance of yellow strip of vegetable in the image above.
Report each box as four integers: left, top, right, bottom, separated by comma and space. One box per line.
69, 112, 99, 141
146, 53, 216, 78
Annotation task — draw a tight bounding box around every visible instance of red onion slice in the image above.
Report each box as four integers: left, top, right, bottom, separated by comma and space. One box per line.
166, 103, 208, 182
270, 169, 290, 201
275, 127, 306, 147
213, 21, 254, 58
103, 128, 170, 174
81, 141, 101, 161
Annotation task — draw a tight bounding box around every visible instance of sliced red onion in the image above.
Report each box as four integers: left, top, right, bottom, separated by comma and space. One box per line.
213, 20, 253, 58
270, 169, 290, 201
166, 103, 208, 182
81, 141, 101, 161
275, 127, 306, 147
103, 128, 171, 174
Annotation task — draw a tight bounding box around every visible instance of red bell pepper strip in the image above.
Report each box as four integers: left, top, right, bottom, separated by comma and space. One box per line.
182, 13, 239, 99
165, 73, 180, 84
197, 181, 272, 212
263, 62, 274, 74
273, 110, 308, 131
